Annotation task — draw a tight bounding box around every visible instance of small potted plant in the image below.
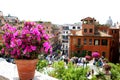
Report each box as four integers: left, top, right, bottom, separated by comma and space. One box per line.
0, 22, 52, 80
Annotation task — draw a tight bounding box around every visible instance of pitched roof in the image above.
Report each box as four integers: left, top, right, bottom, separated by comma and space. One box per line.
81, 17, 96, 21
69, 30, 112, 37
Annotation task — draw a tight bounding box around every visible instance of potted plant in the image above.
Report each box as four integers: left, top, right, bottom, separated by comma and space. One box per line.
0, 22, 52, 80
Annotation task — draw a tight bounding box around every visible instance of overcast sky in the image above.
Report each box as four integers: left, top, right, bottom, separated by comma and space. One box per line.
0, 0, 119, 24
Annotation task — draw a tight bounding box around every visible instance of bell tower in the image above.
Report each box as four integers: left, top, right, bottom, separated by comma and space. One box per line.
81, 17, 96, 35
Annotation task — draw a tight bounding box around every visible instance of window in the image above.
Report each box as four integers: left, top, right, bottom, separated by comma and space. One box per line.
89, 39, 92, 45
62, 50, 65, 55
62, 41, 68, 43
66, 46, 68, 49
66, 31, 68, 34
73, 26, 75, 29
103, 30, 107, 33
78, 38, 81, 45
65, 50, 68, 54
62, 45, 64, 48
90, 20, 93, 24
84, 29, 87, 33
62, 35, 65, 39
73, 38, 76, 45
62, 35, 68, 39
94, 39, 100, 45
77, 27, 80, 29
102, 39, 108, 46
84, 21, 88, 24
66, 36, 68, 39
66, 27, 69, 30
63, 26, 69, 30
84, 38, 87, 45
89, 29, 93, 33
112, 30, 116, 34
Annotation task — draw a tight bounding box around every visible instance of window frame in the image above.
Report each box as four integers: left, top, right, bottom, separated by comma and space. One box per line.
84, 28, 87, 33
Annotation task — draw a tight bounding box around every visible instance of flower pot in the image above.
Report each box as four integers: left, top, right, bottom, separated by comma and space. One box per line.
15, 59, 38, 80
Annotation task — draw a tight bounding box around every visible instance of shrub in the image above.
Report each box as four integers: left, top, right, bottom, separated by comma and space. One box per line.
49, 61, 88, 80
36, 60, 49, 72
109, 63, 120, 80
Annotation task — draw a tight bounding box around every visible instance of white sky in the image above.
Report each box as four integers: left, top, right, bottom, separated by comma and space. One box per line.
0, 0, 120, 24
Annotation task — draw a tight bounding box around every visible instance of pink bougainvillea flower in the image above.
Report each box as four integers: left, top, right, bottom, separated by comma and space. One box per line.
22, 29, 30, 35
17, 49, 21, 56
43, 42, 49, 47
36, 24, 43, 30
31, 28, 40, 36
23, 49, 27, 54
21, 44, 25, 49
1, 48, 5, 54
43, 34, 49, 40
13, 31, 19, 38
30, 45, 36, 51
50, 47, 52, 54
30, 22, 36, 26
16, 39, 22, 46
9, 27, 17, 32
11, 48, 17, 55
43, 42, 51, 53
41, 30, 45, 34
37, 36, 41, 41
5, 43, 10, 48
10, 41, 16, 48
1, 21, 52, 59
23, 46, 32, 54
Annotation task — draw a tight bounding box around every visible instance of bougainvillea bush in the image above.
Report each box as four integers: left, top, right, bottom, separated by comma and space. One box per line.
1, 22, 52, 59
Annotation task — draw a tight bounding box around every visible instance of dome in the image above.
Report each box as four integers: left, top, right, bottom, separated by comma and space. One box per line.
106, 16, 113, 26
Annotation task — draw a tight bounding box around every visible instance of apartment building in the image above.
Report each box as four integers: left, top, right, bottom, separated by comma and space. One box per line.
69, 17, 119, 63
61, 24, 81, 55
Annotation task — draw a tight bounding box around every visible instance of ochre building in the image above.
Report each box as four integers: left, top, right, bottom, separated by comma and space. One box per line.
69, 17, 119, 63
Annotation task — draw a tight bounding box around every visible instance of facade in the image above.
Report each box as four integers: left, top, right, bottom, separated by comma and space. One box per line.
0, 11, 19, 27
0, 11, 6, 44
61, 24, 81, 55
42, 22, 53, 36
0, 11, 6, 27
52, 25, 62, 53
61, 25, 69, 55
4, 14, 19, 26
108, 28, 119, 63
69, 17, 119, 63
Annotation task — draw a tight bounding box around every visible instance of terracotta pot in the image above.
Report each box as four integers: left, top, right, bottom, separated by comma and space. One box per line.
15, 59, 38, 80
